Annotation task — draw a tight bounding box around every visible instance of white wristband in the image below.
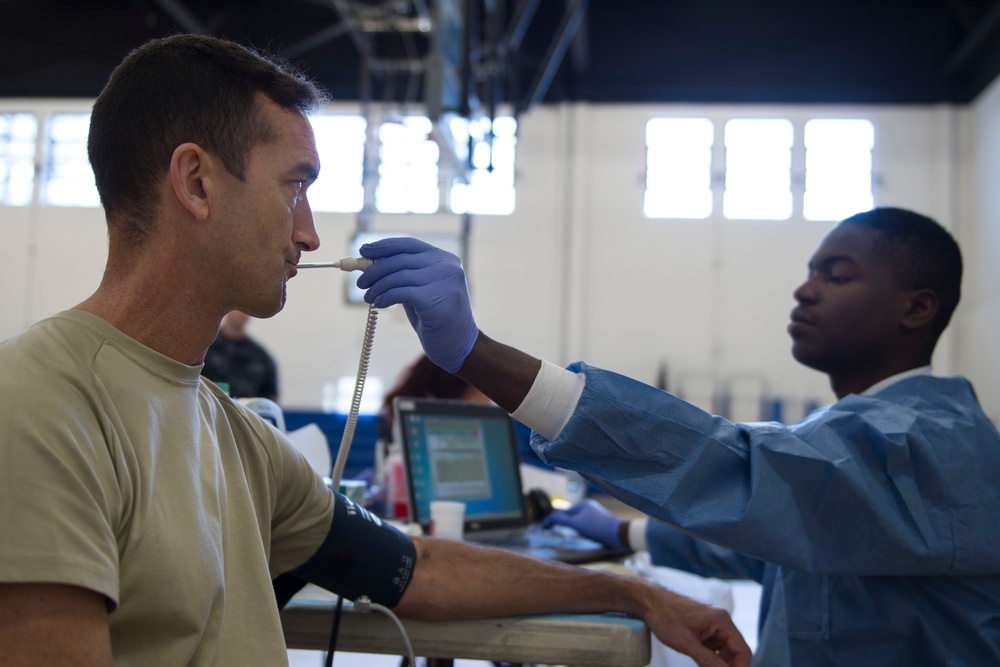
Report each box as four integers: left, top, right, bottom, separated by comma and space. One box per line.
510, 360, 585, 441
628, 518, 649, 552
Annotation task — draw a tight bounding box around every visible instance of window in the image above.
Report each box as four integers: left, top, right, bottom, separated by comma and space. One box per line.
376, 116, 440, 214
644, 118, 714, 219
723, 119, 793, 220
646, 114, 876, 222
803, 119, 874, 221
448, 115, 517, 215
0, 113, 37, 206
44, 112, 100, 207
308, 115, 366, 213
302, 112, 520, 216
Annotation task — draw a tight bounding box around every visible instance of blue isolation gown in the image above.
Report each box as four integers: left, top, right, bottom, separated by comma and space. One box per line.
529, 362, 1000, 666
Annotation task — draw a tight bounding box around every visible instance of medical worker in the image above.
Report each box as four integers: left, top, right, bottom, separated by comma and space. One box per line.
356, 207, 1000, 665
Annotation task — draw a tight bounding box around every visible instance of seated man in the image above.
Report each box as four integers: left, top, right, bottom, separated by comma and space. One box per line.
0, 34, 748, 667
356, 207, 1000, 665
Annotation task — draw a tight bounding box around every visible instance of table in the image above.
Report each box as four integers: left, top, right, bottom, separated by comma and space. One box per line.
281, 585, 651, 667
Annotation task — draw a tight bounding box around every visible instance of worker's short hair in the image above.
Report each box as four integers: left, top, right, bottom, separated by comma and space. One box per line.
87, 33, 328, 246
842, 207, 963, 336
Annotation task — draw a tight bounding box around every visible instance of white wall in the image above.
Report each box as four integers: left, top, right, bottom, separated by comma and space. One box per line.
1, 100, 977, 420
954, 77, 1000, 424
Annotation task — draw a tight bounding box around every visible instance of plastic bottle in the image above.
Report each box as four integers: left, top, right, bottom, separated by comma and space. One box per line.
385, 444, 409, 519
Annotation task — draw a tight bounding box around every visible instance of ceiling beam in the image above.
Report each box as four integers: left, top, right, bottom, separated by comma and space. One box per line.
147, 0, 210, 35
281, 22, 352, 59
520, 0, 589, 111
945, 0, 1000, 75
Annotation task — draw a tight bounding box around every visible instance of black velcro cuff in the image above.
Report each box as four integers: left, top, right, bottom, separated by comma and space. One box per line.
293, 492, 416, 607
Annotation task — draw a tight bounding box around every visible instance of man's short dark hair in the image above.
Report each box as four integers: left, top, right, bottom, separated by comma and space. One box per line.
842, 207, 963, 336
87, 33, 328, 245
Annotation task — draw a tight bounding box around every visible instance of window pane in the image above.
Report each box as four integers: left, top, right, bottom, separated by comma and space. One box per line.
376, 117, 440, 214
644, 118, 714, 219
723, 119, 792, 220
45, 113, 100, 207
448, 116, 517, 215
803, 119, 874, 221
0, 113, 37, 206
309, 115, 366, 212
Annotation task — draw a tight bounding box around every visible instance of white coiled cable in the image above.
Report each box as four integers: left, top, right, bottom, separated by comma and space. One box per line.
302, 259, 418, 666
330, 302, 378, 490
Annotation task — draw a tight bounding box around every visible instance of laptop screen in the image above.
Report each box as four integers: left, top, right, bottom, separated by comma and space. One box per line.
394, 397, 528, 535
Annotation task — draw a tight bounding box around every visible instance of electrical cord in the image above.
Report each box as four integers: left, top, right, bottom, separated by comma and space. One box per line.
354, 595, 417, 666
323, 301, 377, 667
330, 301, 378, 489
323, 595, 344, 667
308, 259, 418, 666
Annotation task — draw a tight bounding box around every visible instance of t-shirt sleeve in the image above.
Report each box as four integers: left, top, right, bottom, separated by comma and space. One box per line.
0, 372, 122, 608
264, 431, 335, 578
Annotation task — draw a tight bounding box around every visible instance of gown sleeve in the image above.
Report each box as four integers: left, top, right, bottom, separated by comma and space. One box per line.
645, 519, 766, 582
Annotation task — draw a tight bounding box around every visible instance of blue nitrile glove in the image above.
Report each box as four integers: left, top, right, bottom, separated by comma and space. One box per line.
357, 237, 479, 374
541, 499, 626, 549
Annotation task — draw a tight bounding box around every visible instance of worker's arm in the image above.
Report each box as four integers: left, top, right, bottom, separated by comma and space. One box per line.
394, 536, 751, 667
0, 583, 113, 666
454, 331, 539, 413
543, 503, 768, 582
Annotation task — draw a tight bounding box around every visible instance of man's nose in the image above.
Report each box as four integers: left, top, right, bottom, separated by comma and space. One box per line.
792, 278, 817, 304
293, 200, 320, 252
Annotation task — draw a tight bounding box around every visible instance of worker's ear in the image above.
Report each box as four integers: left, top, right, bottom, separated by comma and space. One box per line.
900, 288, 939, 331
169, 142, 216, 222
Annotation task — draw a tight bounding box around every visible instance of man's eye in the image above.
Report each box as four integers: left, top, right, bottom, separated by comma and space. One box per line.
829, 275, 851, 284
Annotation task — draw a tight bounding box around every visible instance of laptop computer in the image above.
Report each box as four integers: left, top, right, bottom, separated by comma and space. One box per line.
393, 397, 632, 565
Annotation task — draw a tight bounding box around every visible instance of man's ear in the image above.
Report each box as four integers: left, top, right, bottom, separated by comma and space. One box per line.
900, 288, 939, 331
169, 142, 214, 221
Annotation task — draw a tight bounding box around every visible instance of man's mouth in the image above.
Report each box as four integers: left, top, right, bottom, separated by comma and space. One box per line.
789, 310, 814, 326
787, 310, 816, 337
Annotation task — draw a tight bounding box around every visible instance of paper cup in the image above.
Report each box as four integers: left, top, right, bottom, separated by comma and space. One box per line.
429, 500, 466, 539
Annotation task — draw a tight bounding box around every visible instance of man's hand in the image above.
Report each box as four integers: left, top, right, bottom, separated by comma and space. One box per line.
643, 586, 752, 667
358, 237, 479, 374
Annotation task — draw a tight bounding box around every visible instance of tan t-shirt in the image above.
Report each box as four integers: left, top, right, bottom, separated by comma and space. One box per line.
0, 310, 333, 665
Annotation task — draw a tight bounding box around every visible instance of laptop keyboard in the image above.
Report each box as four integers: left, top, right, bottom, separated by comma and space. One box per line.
497, 525, 602, 549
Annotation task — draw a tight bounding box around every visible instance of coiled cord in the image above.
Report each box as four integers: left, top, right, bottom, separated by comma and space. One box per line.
330, 302, 378, 489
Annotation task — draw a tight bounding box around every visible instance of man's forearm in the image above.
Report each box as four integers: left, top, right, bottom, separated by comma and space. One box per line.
392, 537, 751, 666
392, 536, 647, 622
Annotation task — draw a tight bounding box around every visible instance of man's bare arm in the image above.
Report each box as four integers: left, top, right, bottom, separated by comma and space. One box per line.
393, 537, 751, 667
0, 583, 113, 666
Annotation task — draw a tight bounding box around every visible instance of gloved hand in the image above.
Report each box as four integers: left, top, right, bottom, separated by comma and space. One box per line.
541, 499, 627, 549
357, 237, 479, 374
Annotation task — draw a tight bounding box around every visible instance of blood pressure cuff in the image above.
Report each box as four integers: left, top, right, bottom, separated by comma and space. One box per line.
292, 492, 417, 607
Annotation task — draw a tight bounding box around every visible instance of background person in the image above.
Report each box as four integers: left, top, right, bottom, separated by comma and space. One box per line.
376, 352, 490, 443
356, 207, 1000, 665
202, 309, 279, 400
